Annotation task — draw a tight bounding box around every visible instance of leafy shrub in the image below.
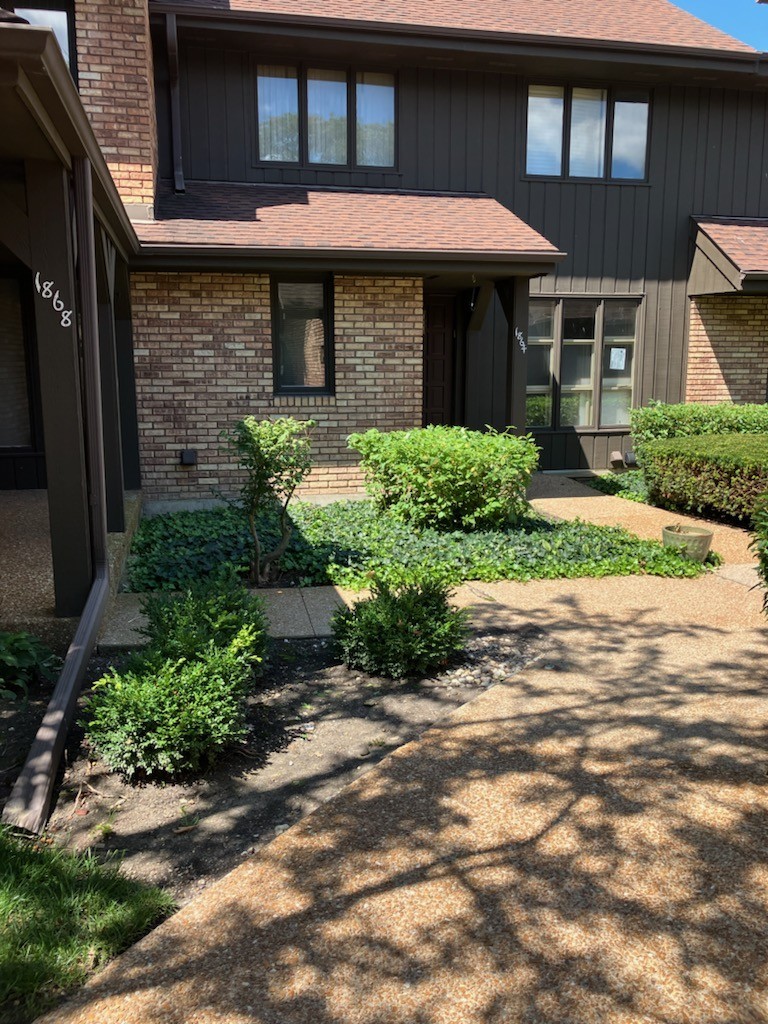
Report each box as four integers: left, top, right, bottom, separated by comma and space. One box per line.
222, 416, 315, 584
582, 470, 650, 504
348, 425, 539, 531
84, 634, 253, 778
0, 632, 59, 701
641, 433, 768, 522
332, 580, 468, 678
751, 496, 768, 614
140, 567, 267, 669
630, 399, 768, 460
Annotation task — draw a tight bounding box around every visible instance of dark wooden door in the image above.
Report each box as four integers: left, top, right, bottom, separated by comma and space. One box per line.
423, 293, 456, 425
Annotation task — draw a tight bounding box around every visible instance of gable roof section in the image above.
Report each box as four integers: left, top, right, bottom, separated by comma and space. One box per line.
690, 218, 768, 295
135, 182, 565, 273
154, 0, 756, 56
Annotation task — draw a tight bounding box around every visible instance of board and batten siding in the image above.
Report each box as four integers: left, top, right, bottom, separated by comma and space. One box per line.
163, 41, 768, 468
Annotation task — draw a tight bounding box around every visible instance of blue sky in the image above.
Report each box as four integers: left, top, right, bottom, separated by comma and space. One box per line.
672, 0, 767, 49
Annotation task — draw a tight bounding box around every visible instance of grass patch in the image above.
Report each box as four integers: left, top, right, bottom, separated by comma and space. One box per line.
0, 827, 175, 1023
127, 500, 713, 592
581, 471, 650, 504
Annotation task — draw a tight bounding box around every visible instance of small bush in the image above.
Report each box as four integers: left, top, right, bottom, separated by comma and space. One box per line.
582, 470, 650, 503
631, 399, 768, 460
751, 496, 768, 614
348, 426, 539, 531
140, 567, 267, 669
641, 433, 768, 522
0, 631, 59, 701
84, 634, 254, 779
332, 580, 468, 678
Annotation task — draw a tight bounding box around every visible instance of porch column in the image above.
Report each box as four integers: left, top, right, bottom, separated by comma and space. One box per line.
114, 259, 142, 491
96, 227, 125, 533
496, 277, 530, 432
26, 160, 92, 616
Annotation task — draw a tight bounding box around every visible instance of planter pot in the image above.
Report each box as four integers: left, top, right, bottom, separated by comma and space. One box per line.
662, 524, 714, 563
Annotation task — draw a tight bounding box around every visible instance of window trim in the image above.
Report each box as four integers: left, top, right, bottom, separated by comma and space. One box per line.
524, 81, 651, 184
270, 272, 335, 397
253, 60, 398, 172
526, 294, 643, 433
11, 1, 77, 81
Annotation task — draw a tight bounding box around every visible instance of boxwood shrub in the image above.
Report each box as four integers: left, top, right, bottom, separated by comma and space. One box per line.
332, 580, 468, 678
642, 433, 768, 522
348, 425, 539, 531
631, 399, 768, 460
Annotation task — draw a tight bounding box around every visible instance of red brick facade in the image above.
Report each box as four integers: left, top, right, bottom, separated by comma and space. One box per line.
130, 273, 424, 499
75, 0, 158, 209
686, 296, 768, 403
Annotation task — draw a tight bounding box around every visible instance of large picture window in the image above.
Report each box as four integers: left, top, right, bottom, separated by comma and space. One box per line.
526, 297, 640, 430
526, 84, 650, 181
256, 66, 396, 169
271, 275, 334, 394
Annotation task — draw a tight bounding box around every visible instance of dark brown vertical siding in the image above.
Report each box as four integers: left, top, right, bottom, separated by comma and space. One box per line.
167, 37, 768, 468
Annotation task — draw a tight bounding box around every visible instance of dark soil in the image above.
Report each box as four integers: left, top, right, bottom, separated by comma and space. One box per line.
38, 628, 548, 905
0, 680, 53, 815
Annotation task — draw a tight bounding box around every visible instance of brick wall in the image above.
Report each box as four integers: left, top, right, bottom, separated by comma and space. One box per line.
686, 296, 768, 403
130, 273, 424, 499
75, 0, 157, 209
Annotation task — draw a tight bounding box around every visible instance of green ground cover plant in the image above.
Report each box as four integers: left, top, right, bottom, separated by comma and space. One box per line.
752, 497, 768, 613
641, 433, 768, 522
0, 827, 174, 1023
333, 580, 468, 678
348, 426, 539, 531
127, 500, 713, 593
581, 470, 650, 504
0, 631, 59, 701
630, 399, 768, 459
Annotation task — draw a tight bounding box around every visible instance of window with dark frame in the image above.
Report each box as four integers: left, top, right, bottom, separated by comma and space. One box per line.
272, 276, 334, 395
11, 1, 77, 78
256, 66, 396, 169
526, 84, 650, 181
526, 297, 640, 430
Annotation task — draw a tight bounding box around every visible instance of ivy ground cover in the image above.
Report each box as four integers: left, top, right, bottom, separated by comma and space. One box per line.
127, 500, 713, 593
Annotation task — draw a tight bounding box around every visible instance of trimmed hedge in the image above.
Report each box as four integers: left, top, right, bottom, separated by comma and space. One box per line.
752, 497, 768, 613
348, 426, 539, 531
631, 400, 768, 459
642, 433, 768, 522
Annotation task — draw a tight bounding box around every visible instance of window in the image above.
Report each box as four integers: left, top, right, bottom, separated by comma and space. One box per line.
527, 84, 649, 181
526, 297, 640, 430
0, 278, 32, 449
12, 3, 76, 76
272, 276, 333, 394
256, 66, 396, 168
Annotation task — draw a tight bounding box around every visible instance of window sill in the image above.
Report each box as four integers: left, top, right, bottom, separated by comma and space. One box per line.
522, 175, 650, 187
272, 392, 337, 406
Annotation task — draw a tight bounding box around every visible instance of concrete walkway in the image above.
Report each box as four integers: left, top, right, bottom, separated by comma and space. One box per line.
41, 567, 768, 1024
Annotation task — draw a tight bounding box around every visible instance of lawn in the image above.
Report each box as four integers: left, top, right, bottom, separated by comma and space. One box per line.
126, 498, 713, 593
0, 827, 174, 1024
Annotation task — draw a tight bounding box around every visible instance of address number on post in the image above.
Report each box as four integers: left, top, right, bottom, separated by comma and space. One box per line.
35, 271, 73, 328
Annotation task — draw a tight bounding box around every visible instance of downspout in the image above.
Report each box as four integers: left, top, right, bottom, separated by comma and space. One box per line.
2, 157, 110, 834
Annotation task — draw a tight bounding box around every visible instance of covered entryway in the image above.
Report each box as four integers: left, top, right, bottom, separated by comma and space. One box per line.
423, 292, 458, 426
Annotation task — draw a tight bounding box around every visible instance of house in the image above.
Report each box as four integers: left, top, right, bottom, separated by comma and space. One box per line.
1, 2, 768, 793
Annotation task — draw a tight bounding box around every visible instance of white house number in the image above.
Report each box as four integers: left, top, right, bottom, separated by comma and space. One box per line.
515, 326, 527, 354
35, 271, 73, 328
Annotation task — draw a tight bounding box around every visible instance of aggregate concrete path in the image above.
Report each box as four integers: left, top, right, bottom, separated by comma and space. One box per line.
40, 569, 768, 1024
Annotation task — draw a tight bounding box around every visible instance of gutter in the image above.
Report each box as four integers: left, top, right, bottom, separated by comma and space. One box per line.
2, 158, 109, 834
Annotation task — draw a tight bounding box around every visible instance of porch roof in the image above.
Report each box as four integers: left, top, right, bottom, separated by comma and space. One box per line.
690, 217, 768, 296
135, 181, 565, 277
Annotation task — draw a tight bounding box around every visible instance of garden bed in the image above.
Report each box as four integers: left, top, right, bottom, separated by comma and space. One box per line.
46, 628, 549, 904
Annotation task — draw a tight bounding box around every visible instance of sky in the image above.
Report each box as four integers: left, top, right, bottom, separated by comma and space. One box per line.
672, 0, 767, 50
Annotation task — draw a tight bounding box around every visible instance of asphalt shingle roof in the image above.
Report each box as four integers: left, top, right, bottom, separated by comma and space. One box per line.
137, 182, 563, 259
697, 218, 768, 274
157, 0, 756, 55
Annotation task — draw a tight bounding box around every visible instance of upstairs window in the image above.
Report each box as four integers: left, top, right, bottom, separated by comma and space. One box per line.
256, 66, 396, 169
526, 84, 649, 181
12, 3, 76, 77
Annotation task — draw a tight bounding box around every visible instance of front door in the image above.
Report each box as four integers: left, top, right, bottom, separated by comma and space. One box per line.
423, 292, 456, 425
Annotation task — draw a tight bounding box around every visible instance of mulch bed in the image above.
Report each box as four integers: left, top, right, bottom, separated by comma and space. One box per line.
39, 627, 549, 904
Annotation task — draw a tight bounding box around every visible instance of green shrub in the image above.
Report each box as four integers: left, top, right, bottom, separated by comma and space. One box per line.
751, 496, 768, 614
0, 632, 59, 701
84, 633, 254, 779
348, 426, 539, 531
582, 470, 650, 504
332, 580, 469, 678
641, 433, 768, 522
140, 567, 267, 669
631, 399, 768, 460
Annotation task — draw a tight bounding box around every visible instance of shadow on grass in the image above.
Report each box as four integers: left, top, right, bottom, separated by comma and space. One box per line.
38, 590, 768, 1024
